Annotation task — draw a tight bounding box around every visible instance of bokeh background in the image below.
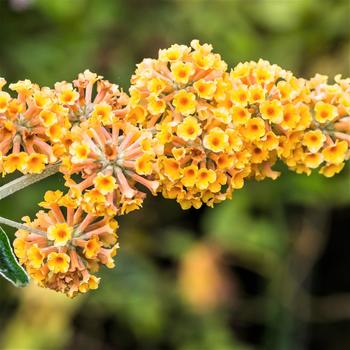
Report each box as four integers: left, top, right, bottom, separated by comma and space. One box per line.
0, 0, 350, 349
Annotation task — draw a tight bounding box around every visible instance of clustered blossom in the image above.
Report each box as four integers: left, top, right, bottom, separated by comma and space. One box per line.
128, 40, 350, 209
0, 78, 68, 175
13, 190, 118, 297
0, 40, 349, 296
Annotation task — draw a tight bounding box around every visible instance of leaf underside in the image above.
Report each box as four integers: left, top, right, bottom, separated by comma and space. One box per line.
0, 226, 29, 287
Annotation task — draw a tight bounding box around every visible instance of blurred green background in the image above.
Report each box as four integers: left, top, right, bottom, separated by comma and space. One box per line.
0, 0, 349, 349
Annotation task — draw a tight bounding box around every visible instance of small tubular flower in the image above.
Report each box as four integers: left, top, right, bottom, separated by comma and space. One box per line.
13, 191, 118, 297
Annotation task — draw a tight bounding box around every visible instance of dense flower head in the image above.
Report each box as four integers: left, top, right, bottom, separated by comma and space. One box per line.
13, 190, 118, 297
0, 78, 68, 175
128, 43, 350, 209
60, 119, 161, 215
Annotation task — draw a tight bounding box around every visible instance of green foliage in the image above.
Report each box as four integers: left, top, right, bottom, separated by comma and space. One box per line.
0, 226, 29, 287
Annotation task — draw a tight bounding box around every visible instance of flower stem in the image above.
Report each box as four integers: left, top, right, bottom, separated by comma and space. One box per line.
0, 216, 47, 236
0, 163, 60, 201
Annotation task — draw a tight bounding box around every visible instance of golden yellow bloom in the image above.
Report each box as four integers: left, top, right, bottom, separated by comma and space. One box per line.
203, 127, 228, 152
302, 130, 326, 153
58, 87, 79, 105
3, 152, 28, 173
0, 91, 11, 112
319, 162, 345, 177
172, 90, 196, 116
148, 95, 166, 115
322, 140, 348, 164
147, 78, 166, 94
314, 102, 338, 123
303, 153, 324, 169
47, 223, 73, 247
193, 79, 216, 99
242, 118, 266, 141
39, 110, 57, 127
249, 85, 265, 103
232, 106, 250, 125
127, 105, 146, 124
27, 244, 45, 269
177, 116, 202, 141
26, 153, 48, 174
91, 103, 114, 125
69, 141, 91, 164
197, 168, 216, 190
94, 173, 117, 195
135, 153, 154, 175
171, 62, 195, 84
159, 44, 190, 62
47, 252, 70, 274
181, 165, 198, 187
162, 158, 182, 181
84, 236, 101, 259
260, 100, 283, 123
231, 86, 249, 106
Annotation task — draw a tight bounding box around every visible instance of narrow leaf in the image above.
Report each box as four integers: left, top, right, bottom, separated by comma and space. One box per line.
0, 226, 29, 287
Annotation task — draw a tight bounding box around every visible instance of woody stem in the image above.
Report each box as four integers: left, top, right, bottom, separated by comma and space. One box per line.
0, 163, 60, 201
0, 216, 47, 236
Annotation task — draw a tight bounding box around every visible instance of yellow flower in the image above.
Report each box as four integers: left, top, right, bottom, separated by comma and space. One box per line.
91, 103, 114, 125
46, 124, 64, 142
171, 62, 195, 84
47, 223, 73, 247
47, 252, 70, 274
39, 110, 57, 127
213, 107, 231, 124
27, 244, 45, 269
39, 190, 63, 208
193, 79, 216, 99
173, 90, 197, 116
127, 105, 146, 124
181, 165, 198, 187
94, 173, 117, 195
135, 154, 154, 175
148, 95, 166, 115
319, 163, 345, 177
58, 88, 79, 105
26, 153, 48, 174
177, 116, 202, 141
203, 127, 228, 153
3, 153, 28, 173
159, 44, 190, 62
249, 85, 265, 103
231, 86, 249, 106
315, 102, 338, 123
69, 141, 91, 164
147, 78, 166, 94
260, 100, 283, 123
242, 118, 266, 141
232, 106, 250, 125
84, 236, 101, 259
322, 140, 348, 164
302, 130, 326, 153
197, 168, 216, 190
0, 91, 11, 112
303, 153, 324, 168
162, 158, 181, 181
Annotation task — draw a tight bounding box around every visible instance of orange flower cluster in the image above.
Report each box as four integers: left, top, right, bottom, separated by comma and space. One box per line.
13, 190, 118, 297
0, 78, 68, 175
128, 40, 350, 209
0, 40, 348, 296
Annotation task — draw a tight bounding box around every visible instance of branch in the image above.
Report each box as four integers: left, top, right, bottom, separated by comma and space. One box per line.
0, 216, 47, 236
0, 163, 60, 201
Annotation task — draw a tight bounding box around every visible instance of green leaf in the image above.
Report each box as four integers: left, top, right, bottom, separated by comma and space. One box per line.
0, 226, 29, 287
